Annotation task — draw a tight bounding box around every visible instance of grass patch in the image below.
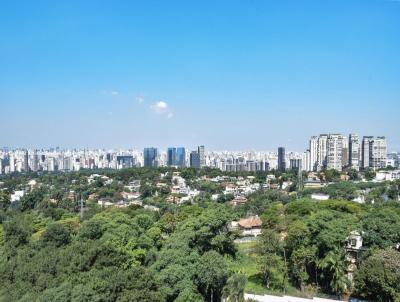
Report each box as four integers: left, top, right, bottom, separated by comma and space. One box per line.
229, 241, 306, 297
227, 240, 270, 295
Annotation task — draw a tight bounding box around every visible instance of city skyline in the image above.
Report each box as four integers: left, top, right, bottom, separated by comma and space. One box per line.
0, 133, 398, 153
1, 133, 398, 175
1, 1, 400, 150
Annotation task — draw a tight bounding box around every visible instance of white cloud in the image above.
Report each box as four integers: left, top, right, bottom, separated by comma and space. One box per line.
111, 91, 119, 96
150, 100, 174, 119
150, 100, 168, 113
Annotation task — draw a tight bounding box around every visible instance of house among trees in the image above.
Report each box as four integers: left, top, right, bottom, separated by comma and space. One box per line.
229, 196, 248, 206
237, 215, 262, 237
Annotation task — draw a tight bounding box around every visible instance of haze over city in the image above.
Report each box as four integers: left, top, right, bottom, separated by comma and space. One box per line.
1, 0, 399, 151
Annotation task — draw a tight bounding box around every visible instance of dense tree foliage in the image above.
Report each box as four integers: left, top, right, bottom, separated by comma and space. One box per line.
1, 167, 399, 301
354, 249, 400, 302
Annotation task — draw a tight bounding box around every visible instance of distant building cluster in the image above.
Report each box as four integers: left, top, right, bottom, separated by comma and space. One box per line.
0, 145, 205, 174
300, 134, 391, 172
0, 135, 398, 175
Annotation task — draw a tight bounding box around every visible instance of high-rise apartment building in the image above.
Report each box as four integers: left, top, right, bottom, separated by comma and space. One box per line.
341, 137, 349, 168
32, 150, 39, 172
309, 136, 318, 171
361, 136, 387, 170
278, 147, 286, 172
24, 149, 29, 172
289, 158, 301, 170
349, 134, 360, 170
371, 137, 387, 169
309, 134, 328, 171
198, 145, 205, 168
327, 134, 343, 171
362, 136, 374, 169
144, 148, 158, 167
9, 155, 15, 173
302, 150, 311, 172
317, 134, 328, 169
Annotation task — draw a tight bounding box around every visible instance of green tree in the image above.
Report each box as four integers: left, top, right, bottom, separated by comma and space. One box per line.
354, 249, 400, 302
20, 187, 46, 211
175, 286, 204, 302
317, 249, 349, 297
290, 245, 316, 290
195, 250, 228, 302
222, 274, 247, 302
41, 223, 71, 247
362, 207, 400, 248
3, 215, 32, 249
258, 253, 288, 291
0, 191, 10, 210
364, 169, 376, 181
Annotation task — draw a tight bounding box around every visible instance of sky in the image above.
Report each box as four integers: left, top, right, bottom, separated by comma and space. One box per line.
0, 0, 399, 151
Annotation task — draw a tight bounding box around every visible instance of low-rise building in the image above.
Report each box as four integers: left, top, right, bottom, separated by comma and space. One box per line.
11, 190, 24, 203
311, 193, 329, 201
237, 216, 262, 237
375, 170, 400, 181
229, 196, 248, 206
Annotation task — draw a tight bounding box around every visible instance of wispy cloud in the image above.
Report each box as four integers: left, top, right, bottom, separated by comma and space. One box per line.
150, 100, 174, 119
100, 90, 120, 96
136, 96, 145, 104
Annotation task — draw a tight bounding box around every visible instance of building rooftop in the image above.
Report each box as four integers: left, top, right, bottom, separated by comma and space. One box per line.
238, 216, 262, 229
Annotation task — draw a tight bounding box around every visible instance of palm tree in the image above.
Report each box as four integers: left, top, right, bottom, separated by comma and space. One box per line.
318, 248, 350, 298
222, 274, 247, 302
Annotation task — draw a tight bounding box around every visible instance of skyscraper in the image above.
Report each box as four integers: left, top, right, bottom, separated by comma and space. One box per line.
144, 148, 158, 167
32, 149, 39, 172
176, 147, 186, 167
167, 147, 177, 166
167, 147, 186, 167
24, 149, 29, 172
309, 136, 319, 171
341, 136, 349, 168
116, 156, 135, 169
362, 136, 374, 169
327, 134, 343, 171
302, 150, 311, 172
190, 150, 201, 169
198, 145, 205, 168
317, 134, 328, 169
9, 155, 15, 173
278, 147, 286, 172
349, 134, 360, 170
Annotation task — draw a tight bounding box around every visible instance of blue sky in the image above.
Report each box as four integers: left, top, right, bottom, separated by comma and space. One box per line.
0, 0, 399, 151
